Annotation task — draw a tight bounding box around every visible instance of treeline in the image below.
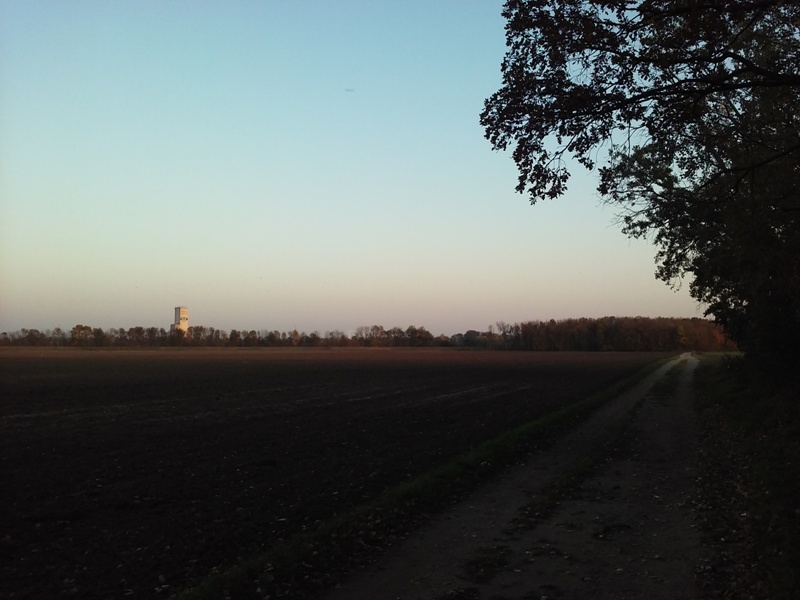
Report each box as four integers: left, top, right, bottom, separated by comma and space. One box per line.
486, 317, 735, 352
0, 324, 446, 348
1, 317, 735, 352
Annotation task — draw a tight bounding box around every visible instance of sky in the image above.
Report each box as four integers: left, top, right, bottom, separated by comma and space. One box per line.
0, 1, 705, 336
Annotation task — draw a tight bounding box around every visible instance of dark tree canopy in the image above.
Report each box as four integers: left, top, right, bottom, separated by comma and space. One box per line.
482, 0, 800, 367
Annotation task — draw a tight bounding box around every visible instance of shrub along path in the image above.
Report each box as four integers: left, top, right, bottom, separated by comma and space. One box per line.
325, 354, 705, 600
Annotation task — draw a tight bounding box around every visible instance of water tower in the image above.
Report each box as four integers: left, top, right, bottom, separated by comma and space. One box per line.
171, 306, 188, 332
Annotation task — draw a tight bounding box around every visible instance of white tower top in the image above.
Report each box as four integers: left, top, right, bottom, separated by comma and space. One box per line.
172, 306, 189, 332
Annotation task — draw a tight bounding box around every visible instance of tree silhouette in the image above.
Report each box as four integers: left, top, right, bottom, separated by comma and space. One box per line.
482, 0, 800, 366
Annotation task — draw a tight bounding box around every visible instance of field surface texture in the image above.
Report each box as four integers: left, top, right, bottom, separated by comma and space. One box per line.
0, 348, 668, 599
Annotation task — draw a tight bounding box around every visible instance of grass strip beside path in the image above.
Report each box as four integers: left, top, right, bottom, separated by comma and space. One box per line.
694, 354, 800, 599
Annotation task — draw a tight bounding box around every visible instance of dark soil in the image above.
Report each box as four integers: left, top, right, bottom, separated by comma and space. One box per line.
0, 348, 669, 600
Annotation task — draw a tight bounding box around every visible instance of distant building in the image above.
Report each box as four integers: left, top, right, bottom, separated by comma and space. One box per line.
171, 306, 188, 333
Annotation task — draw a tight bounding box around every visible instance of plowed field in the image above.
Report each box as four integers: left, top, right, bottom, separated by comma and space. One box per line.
0, 348, 670, 599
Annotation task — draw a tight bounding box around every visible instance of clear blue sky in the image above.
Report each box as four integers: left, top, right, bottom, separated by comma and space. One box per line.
0, 1, 703, 336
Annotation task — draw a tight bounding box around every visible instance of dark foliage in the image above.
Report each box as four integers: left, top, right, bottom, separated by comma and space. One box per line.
481, 1, 800, 367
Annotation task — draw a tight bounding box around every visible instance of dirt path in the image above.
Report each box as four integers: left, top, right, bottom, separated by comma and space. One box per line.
326, 353, 702, 600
